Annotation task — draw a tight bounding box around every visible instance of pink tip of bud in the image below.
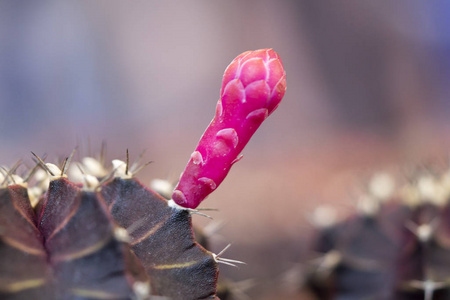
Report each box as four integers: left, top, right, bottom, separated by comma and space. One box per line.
172, 49, 286, 208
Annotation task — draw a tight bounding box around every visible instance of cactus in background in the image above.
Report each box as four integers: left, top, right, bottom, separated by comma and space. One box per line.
305, 170, 450, 300
0, 49, 286, 300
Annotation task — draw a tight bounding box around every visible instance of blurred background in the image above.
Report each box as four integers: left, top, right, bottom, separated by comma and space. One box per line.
1, 1, 449, 299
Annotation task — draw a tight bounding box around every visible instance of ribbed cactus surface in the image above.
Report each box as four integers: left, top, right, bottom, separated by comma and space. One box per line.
0, 158, 218, 300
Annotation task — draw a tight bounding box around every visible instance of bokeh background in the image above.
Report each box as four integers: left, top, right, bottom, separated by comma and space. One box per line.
1, 1, 450, 299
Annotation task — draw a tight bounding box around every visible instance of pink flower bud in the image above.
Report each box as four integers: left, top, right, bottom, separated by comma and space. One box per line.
172, 49, 286, 208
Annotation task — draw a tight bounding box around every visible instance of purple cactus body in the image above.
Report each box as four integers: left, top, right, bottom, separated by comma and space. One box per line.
172, 48, 286, 209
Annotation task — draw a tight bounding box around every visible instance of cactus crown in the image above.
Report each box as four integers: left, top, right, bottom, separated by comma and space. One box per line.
0, 49, 286, 300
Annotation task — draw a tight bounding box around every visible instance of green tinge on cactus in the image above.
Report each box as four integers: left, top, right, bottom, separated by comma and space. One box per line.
306, 171, 450, 300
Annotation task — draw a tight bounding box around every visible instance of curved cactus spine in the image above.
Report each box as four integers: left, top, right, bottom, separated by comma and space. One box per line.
172, 48, 287, 208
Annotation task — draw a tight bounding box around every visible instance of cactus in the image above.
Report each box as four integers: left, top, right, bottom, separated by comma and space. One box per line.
0, 49, 286, 300
305, 170, 450, 300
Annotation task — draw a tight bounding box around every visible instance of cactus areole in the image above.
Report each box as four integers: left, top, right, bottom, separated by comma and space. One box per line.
172, 49, 287, 208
